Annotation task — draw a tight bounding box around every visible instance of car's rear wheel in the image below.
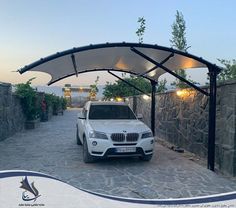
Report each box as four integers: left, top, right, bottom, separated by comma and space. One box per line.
140, 154, 153, 161
83, 136, 95, 163
76, 125, 82, 145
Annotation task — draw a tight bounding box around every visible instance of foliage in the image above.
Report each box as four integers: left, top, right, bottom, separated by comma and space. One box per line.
170, 11, 190, 52
44, 93, 55, 110
106, 9, 168, 99
44, 93, 67, 112
52, 96, 61, 113
136, 17, 146, 43
15, 78, 40, 120
171, 75, 199, 88
89, 76, 99, 98
103, 16, 165, 99
157, 79, 167, 93
103, 77, 151, 99
15, 78, 67, 120
103, 76, 168, 98
217, 59, 236, 82
61, 97, 67, 110
170, 10, 192, 89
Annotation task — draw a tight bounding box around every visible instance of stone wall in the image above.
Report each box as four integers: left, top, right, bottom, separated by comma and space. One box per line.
0, 83, 25, 141
155, 89, 209, 158
129, 96, 151, 128
128, 80, 236, 176
215, 81, 236, 176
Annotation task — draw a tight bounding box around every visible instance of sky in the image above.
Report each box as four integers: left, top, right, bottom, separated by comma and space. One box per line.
0, 0, 235, 86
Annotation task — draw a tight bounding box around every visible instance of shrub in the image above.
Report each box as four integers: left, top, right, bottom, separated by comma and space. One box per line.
61, 97, 67, 110
44, 93, 67, 114
44, 93, 55, 110
15, 78, 40, 120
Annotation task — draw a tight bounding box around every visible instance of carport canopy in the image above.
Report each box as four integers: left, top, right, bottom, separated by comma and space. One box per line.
18, 42, 219, 85
18, 42, 221, 172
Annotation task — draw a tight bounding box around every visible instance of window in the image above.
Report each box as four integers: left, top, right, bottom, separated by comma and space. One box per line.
89, 105, 136, 120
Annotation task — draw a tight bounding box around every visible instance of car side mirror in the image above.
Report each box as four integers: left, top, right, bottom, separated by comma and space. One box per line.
78, 113, 86, 120
137, 114, 143, 119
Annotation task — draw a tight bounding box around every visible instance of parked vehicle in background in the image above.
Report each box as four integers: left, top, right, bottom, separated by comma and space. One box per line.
76, 101, 154, 163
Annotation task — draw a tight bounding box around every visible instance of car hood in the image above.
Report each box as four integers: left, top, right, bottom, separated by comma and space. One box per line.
88, 120, 151, 134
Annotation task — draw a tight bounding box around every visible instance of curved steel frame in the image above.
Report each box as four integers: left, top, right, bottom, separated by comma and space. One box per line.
47, 68, 155, 86
19, 42, 219, 75
18, 42, 221, 171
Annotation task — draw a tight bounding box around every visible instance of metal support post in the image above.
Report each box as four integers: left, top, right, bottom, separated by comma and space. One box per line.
207, 68, 218, 171
151, 81, 157, 136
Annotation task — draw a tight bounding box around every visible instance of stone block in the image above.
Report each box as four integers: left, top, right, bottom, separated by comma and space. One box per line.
195, 132, 204, 143
219, 148, 236, 176
190, 143, 207, 158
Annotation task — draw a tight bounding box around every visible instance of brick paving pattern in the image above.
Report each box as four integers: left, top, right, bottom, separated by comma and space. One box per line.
0, 109, 236, 199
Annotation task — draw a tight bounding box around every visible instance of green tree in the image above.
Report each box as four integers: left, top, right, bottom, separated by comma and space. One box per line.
103, 76, 168, 99
170, 11, 191, 88
217, 59, 236, 82
103, 77, 152, 99
157, 79, 167, 93
136, 17, 146, 43
135, 16, 167, 93
89, 76, 99, 99
15, 78, 40, 120
44, 93, 66, 113
104, 15, 167, 100
170, 11, 190, 51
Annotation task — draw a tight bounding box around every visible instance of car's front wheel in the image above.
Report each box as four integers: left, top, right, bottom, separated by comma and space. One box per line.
140, 154, 153, 161
83, 136, 95, 163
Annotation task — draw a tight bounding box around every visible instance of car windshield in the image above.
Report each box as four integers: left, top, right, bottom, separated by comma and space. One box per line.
89, 104, 136, 120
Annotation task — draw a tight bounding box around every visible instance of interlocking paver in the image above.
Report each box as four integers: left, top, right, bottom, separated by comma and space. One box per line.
0, 109, 236, 199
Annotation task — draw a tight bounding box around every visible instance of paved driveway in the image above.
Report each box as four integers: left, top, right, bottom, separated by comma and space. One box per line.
0, 109, 236, 199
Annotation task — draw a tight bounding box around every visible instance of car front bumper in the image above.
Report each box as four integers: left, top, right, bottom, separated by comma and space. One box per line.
87, 137, 154, 157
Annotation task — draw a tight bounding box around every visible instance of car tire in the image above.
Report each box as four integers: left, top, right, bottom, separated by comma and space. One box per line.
76, 125, 82, 145
83, 137, 95, 163
140, 154, 153, 161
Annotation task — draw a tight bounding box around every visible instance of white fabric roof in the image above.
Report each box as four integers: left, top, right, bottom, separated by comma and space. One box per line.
19, 43, 216, 85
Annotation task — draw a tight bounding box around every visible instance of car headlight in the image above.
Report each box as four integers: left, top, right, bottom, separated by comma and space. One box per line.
141, 131, 153, 139
89, 131, 108, 140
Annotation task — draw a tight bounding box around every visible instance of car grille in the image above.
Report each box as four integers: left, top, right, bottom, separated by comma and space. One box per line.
111, 133, 125, 142
126, 133, 139, 142
111, 133, 139, 142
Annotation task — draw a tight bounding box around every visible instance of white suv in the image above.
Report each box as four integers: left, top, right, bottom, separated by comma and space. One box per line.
76, 101, 154, 163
